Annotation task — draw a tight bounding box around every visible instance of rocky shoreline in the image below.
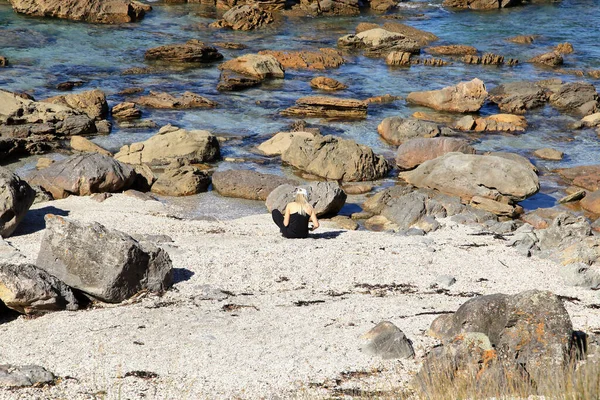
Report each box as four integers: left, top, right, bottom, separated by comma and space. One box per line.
1, 0, 600, 397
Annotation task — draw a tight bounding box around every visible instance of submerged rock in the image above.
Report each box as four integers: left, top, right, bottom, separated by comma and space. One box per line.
37, 215, 173, 303
406, 78, 488, 113
8, 0, 151, 23
0, 168, 36, 238
266, 181, 347, 217
27, 153, 135, 199
309, 77, 347, 91
259, 49, 344, 70
282, 134, 390, 181
442, 0, 522, 9
426, 44, 477, 56
212, 170, 296, 201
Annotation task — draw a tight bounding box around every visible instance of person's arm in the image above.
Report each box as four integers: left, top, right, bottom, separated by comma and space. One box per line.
283, 204, 291, 227
309, 209, 319, 231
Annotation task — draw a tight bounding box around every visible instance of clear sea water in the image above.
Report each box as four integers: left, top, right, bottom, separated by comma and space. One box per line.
1, 0, 599, 215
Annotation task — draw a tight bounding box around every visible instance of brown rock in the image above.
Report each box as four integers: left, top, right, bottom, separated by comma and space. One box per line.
214, 42, 248, 50
395, 137, 475, 170
364, 215, 397, 232
151, 166, 210, 197
297, 0, 360, 16
426, 45, 478, 56
42, 89, 108, 121
442, 0, 522, 9
366, 94, 401, 104
385, 51, 411, 66
8, 0, 151, 23
310, 77, 347, 91
580, 190, 600, 215
216, 0, 284, 11
406, 78, 487, 113
342, 183, 373, 195
558, 190, 586, 204
381, 22, 438, 46
111, 102, 141, 120
470, 196, 522, 217
557, 165, 600, 191
135, 91, 217, 109
257, 131, 315, 156
411, 57, 449, 67
217, 72, 262, 91
219, 54, 284, 79
0, 56, 8, 67
463, 53, 518, 66
36, 158, 54, 170
455, 114, 528, 132
70, 136, 111, 157
281, 96, 368, 119
145, 40, 223, 63
521, 208, 563, 229
529, 51, 563, 67
533, 148, 563, 161
330, 215, 359, 230
210, 5, 274, 31
555, 42, 574, 54
259, 49, 344, 70
507, 35, 536, 44
337, 28, 421, 57
212, 170, 296, 201
588, 70, 600, 79
378, 117, 454, 145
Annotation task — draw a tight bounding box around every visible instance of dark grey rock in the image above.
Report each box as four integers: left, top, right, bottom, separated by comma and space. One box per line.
549, 82, 599, 116
488, 81, 549, 114
36, 215, 172, 303
0, 167, 36, 238
538, 213, 592, 252
361, 321, 415, 359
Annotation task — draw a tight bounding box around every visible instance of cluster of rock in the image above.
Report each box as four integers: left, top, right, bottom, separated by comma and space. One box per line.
210, 5, 274, 30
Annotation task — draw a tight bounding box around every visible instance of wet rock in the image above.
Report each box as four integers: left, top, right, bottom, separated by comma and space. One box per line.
463, 53, 518, 66
0, 168, 36, 238
0, 262, 78, 314
555, 42, 574, 54
580, 189, 600, 214
257, 131, 315, 156
37, 214, 172, 303
210, 5, 274, 30
310, 77, 347, 91
533, 148, 563, 161
70, 136, 112, 156
212, 170, 296, 201
219, 54, 284, 79
281, 134, 390, 181
385, 51, 411, 66
426, 44, 477, 56
580, 113, 600, 128
364, 215, 397, 232
281, 96, 368, 119
338, 28, 421, 57
0, 89, 96, 140
27, 153, 135, 199
118, 119, 157, 130
95, 120, 111, 134
488, 81, 549, 114
214, 42, 247, 50
442, 0, 522, 9
400, 153, 539, 203
114, 125, 220, 166
216, 0, 285, 11
549, 82, 599, 116
0, 56, 7, 67
588, 70, 600, 79
529, 51, 563, 67
507, 34, 536, 44
112, 102, 141, 120
296, 0, 360, 16
369, 0, 397, 12
406, 78, 488, 113
151, 165, 210, 197
266, 181, 347, 217
8, 0, 151, 23
0, 365, 55, 387
361, 321, 415, 359
259, 49, 344, 70
395, 137, 475, 170
455, 114, 527, 132
135, 91, 217, 109
342, 183, 373, 195
145, 40, 222, 63
42, 89, 108, 121
557, 165, 600, 191
327, 215, 357, 230
217, 72, 262, 91
378, 22, 438, 46
377, 117, 455, 145
366, 94, 401, 104
56, 81, 84, 91
411, 57, 449, 67
538, 213, 592, 252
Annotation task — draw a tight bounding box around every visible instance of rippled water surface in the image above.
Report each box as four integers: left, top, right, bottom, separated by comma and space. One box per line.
1, 0, 599, 212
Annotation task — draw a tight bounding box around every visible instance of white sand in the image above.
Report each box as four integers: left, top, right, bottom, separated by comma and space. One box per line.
1, 194, 599, 399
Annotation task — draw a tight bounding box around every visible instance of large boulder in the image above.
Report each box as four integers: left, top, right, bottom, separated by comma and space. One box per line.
114, 125, 220, 166
212, 170, 296, 201
27, 153, 136, 199
282, 134, 390, 182
280, 96, 368, 119
442, 0, 522, 9
407, 79, 488, 113
150, 166, 211, 197
0, 89, 96, 139
0, 263, 78, 314
395, 137, 475, 170
258, 49, 344, 70
218, 54, 284, 79
145, 40, 223, 63
488, 81, 549, 114
266, 181, 347, 217
429, 290, 573, 381
210, 5, 274, 30
257, 131, 316, 156
400, 153, 539, 203
529, 51, 563, 67
0, 168, 36, 238
42, 89, 108, 121
36, 215, 173, 303
549, 82, 599, 116
8, 0, 151, 23
377, 116, 455, 145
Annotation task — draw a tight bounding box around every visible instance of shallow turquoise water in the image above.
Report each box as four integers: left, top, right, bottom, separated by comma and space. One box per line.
1, 0, 599, 211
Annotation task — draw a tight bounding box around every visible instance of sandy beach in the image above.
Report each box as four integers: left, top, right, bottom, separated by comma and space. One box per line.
0, 194, 598, 399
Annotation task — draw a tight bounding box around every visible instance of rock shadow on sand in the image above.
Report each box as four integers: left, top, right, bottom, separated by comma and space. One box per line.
309, 230, 344, 240
172, 268, 195, 284
12, 206, 70, 237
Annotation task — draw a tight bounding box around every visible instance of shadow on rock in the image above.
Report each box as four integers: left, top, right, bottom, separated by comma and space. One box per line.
172, 268, 195, 284
310, 230, 344, 240
12, 206, 70, 236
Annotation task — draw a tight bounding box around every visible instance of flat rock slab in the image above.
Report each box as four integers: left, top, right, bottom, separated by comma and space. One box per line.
145, 40, 223, 63
259, 49, 344, 70
135, 91, 217, 109
212, 170, 297, 201
8, 0, 151, 23
281, 96, 368, 119
407, 78, 488, 113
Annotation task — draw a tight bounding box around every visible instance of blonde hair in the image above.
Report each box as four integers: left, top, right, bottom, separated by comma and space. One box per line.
294, 193, 309, 216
